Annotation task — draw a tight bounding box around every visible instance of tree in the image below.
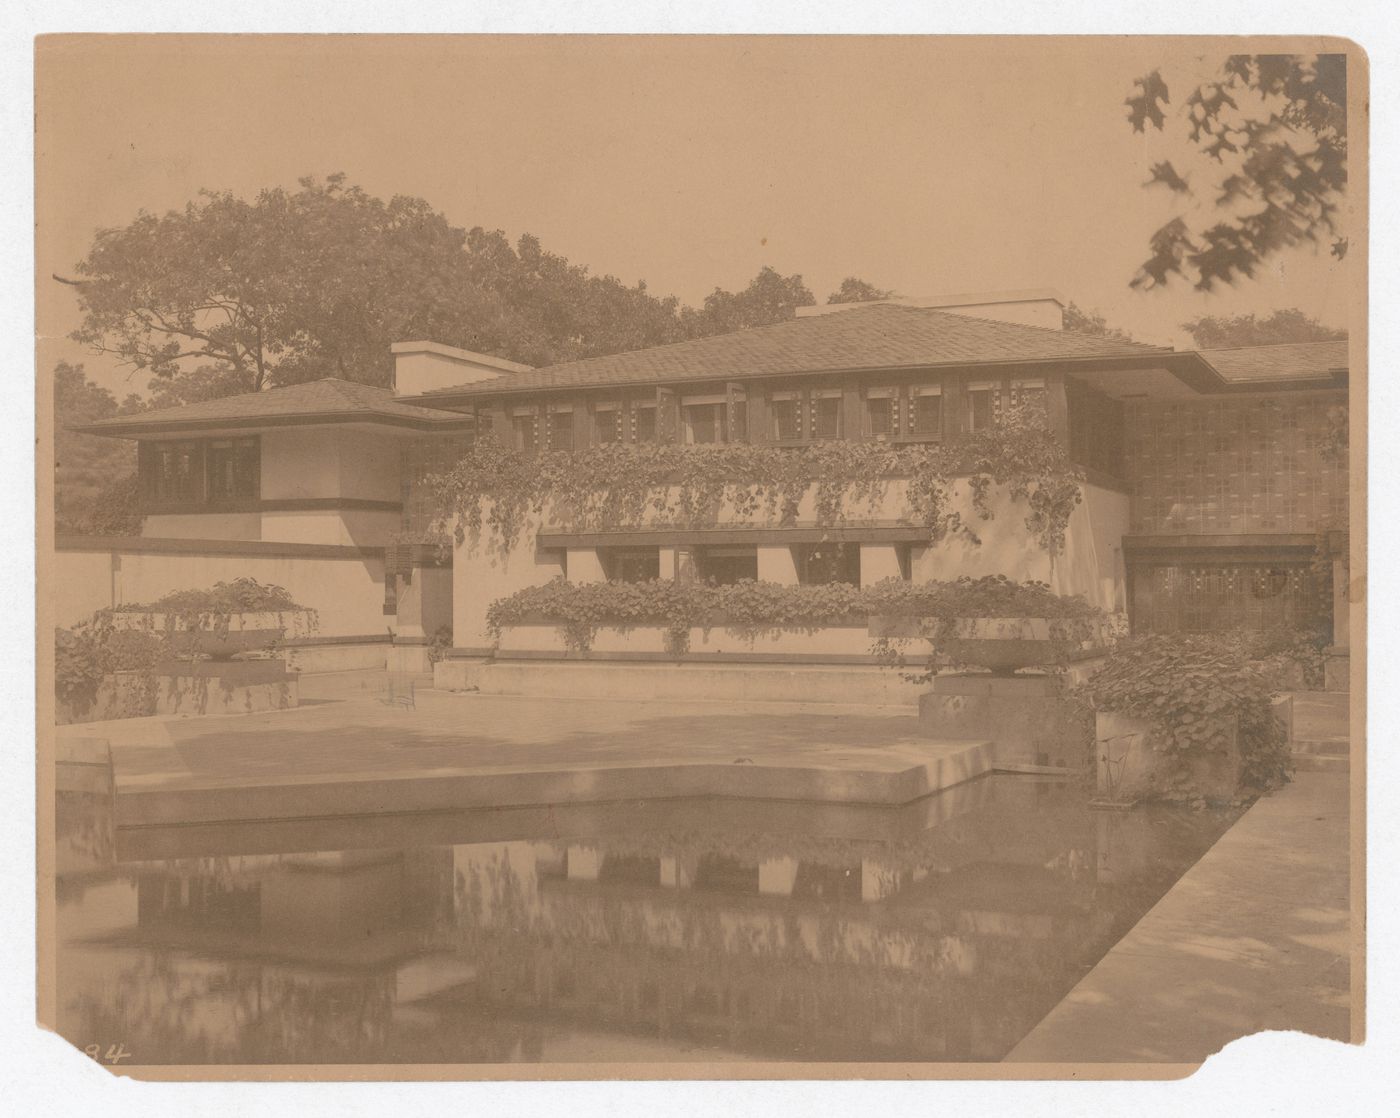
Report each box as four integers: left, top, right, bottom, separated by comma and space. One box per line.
1125, 54, 1347, 290
681, 266, 816, 335
827, 277, 896, 304
1062, 302, 1137, 343
52, 361, 143, 535
148, 365, 257, 409
460, 228, 687, 367
1181, 307, 1347, 348
62, 174, 512, 391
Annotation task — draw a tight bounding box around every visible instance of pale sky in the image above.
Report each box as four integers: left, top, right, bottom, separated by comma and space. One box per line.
35, 36, 1355, 397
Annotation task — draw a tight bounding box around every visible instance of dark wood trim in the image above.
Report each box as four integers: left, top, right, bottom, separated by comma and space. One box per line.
140, 497, 403, 516
1123, 534, 1317, 567
1123, 533, 1316, 552
76, 411, 473, 438
1079, 467, 1130, 494
493, 649, 888, 666
280, 634, 394, 647
55, 534, 386, 561
537, 523, 936, 548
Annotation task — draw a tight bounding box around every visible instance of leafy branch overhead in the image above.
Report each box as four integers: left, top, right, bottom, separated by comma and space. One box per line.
1125, 54, 1348, 291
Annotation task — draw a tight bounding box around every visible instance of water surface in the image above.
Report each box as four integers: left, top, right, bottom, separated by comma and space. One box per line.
55, 777, 1239, 1065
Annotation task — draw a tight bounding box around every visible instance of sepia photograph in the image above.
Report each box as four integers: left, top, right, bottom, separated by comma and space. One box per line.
31, 31, 1366, 1084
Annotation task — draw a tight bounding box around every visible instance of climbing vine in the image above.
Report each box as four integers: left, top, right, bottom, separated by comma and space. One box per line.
428, 404, 1083, 555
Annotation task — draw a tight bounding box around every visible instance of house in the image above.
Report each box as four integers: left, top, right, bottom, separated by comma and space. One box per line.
64, 290, 1350, 689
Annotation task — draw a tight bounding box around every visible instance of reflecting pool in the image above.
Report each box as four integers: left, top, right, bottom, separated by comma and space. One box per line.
54, 776, 1240, 1065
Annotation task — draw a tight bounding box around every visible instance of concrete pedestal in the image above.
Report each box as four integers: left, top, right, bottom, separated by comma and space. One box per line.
1324, 646, 1350, 692
917, 673, 1092, 769
1096, 710, 1240, 804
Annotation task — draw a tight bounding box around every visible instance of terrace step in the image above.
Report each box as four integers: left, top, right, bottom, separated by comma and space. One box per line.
1291, 752, 1349, 773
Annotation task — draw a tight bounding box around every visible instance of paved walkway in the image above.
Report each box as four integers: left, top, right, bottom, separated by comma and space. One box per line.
1007, 770, 1352, 1064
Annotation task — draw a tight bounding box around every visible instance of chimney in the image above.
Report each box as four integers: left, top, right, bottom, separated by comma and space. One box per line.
796, 288, 1068, 330
390, 341, 533, 397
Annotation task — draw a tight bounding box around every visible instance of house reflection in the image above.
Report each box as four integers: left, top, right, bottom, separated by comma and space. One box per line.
54, 778, 1233, 1064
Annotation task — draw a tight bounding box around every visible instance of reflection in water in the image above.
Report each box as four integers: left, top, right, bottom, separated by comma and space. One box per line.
55, 778, 1239, 1064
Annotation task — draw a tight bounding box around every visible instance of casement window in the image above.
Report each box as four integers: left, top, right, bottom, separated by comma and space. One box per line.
770, 392, 803, 442
810, 389, 843, 440
594, 403, 624, 444
206, 437, 260, 501
1011, 378, 1047, 417
510, 409, 538, 453
602, 547, 661, 583
682, 394, 728, 444
696, 546, 758, 585
795, 542, 861, 586
967, 381, 1000, 432
546, 406, 575, 452
865, 388, 897, 439
908, 386, 943, 439
139, 436, 260, 508
631, 403, 658, 443
727, 386, 748, 443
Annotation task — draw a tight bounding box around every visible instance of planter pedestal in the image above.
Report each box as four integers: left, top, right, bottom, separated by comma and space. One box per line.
1324, 646, 1350, 692
918, 673, 1091, 769
1095, 711, 1240, 804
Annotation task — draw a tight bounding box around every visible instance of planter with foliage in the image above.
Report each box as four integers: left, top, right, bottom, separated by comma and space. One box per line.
868, 575, 1115, 680
108, 578, 317, 660
54, 579, 312, 722
1079, 634, 1292, 806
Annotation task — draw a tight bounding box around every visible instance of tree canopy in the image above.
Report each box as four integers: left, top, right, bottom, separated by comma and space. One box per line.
827, 277, 897, 305
1062, 302, 1137, 343
62, 175, 893, 401
1125, 54, 1347, 290
1180, 307, 1346, 348
52, 361, 144, 536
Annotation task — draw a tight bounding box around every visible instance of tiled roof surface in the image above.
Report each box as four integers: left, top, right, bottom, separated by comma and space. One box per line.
1198, 340, 1348, 382
421, 303, 1171, 398
79, 378, 465, 431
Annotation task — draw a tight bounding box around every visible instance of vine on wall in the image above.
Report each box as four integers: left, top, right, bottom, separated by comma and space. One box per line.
428, 405, 1084, 555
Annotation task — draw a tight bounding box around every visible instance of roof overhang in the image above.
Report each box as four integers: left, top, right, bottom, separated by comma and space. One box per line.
71, 411, 475, 440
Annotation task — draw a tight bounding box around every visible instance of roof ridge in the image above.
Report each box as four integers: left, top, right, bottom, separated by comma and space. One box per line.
1198, 338, 1348, 353
899, 303, 1170, 352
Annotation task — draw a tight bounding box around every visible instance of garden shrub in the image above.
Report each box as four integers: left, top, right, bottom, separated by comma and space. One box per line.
1079, 633, 1292, 804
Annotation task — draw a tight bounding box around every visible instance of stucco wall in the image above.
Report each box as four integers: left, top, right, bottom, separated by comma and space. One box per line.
260, 428, 345, 500
142, 512, 262, 541
450, 479, 1130, 650
54, 542, 388, 637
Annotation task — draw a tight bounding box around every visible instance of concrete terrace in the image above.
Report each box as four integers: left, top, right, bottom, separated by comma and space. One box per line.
64, 685, 995, 827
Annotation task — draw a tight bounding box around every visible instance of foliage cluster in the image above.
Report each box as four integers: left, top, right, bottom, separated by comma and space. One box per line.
54, 621, 163, 716
1125, 54, 1348, 290
63, 174, 890, 399
122, 578, 307, 616
431, 404, 1082, 557
1080, 634, 1293, 802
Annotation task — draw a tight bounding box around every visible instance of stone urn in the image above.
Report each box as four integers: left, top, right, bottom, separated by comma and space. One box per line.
871, 615, 1106, 675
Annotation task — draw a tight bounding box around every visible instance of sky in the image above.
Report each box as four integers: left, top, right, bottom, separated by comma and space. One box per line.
34, 35, 1355, 398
